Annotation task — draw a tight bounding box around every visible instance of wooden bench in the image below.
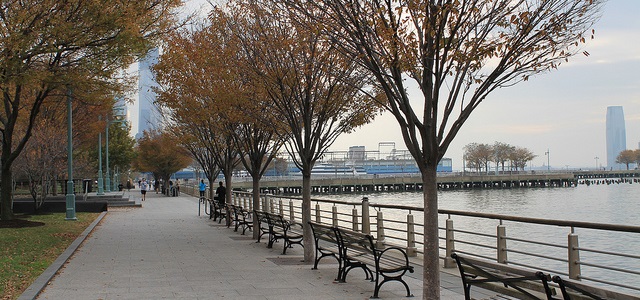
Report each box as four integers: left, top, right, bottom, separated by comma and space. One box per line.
254, 210, 271, 243
335, 226, 414, 298
211, 200, 227, 224
253, 210, 303, 255
451, 252, 557, 300
229, 204, 253, 235
308, 221, 341, 279
266, 212, 303, 255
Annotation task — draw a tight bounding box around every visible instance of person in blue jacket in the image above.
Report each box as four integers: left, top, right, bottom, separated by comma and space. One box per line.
199, 179, 207, 198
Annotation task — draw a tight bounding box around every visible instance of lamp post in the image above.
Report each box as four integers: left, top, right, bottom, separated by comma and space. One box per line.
545, 149, 550, 172
105, 117, 111, 192
594, 156, 599, 170
97, 126, 104, 195
65, 88, 77, 221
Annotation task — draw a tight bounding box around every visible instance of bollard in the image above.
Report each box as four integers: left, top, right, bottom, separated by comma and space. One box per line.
444, 218, 455, 268
332, 206, 338, 227
352, 207, 359, 231
497, 223, 507, 264
568, 229, 581, 279
376, 211, 386, 249
315, 203, 321, 223
406, 213, 417, 257
362, 197, 370, 234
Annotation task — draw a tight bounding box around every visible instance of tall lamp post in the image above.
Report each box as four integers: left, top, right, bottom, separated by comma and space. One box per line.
65, 89, 77, 221
97, 126, 104, 195
594, 156, 599, 170
545, 149, 550, 172
105, 117, 111, 192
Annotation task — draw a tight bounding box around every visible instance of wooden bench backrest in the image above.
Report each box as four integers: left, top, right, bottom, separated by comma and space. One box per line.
308, 221, 338, 244
335, 227, 375, 257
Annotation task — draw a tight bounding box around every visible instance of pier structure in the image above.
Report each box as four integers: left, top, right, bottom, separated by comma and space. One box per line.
230, 170, 640, 195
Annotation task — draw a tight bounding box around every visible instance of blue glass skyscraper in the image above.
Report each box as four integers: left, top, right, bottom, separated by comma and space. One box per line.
606, 106, 626, 170
136, 48, 161, 139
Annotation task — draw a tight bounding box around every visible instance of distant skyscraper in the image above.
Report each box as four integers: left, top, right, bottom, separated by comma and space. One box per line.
606, 106, 626, 170
136, 48, 162, 139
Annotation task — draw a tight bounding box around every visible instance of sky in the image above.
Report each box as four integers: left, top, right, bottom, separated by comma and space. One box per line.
179, 0, 640, 171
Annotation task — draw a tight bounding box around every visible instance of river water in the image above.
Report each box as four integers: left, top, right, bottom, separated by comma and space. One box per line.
326, 181, 640, 294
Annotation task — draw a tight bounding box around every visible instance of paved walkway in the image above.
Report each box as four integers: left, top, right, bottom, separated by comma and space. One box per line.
29, 190, 499, 300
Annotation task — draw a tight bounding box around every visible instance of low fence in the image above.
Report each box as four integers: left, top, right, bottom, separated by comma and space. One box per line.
182, 184, 640, 297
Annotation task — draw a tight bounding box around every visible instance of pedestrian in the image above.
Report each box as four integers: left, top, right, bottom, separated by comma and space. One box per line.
199, 179, 207, 199
215, 181, 226, 205
140, 178, 148, 201
126, 180, 132, 191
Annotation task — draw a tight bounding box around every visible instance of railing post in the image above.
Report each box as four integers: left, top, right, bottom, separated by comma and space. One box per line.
376, 211, 385, 249
406, 213, 417, 257
362, 197, 370, 234
568, 228, 581, 279
315, 203, 321, 223
269, 198, 275, 213
497, 222, 507, 264
332, 206, 338, 227
352, 207, 359, 231
288, 200, 294, 222
444, 217, 456, 268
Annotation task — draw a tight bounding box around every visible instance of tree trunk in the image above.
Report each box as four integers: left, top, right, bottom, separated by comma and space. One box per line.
1, 166, 14, 220
302, 173, 313, 263
422, 166, 440, 299
252, 178, 261, 240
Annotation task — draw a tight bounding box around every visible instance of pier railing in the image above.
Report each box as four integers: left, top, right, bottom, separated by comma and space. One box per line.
223, 190, 639, 297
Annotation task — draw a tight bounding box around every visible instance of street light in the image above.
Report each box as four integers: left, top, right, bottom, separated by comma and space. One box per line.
65, 88, 77, 221
544, 149, 550, 172
105, 105, 126, 193
97, 123, 104, 195
594, 156, 599, 170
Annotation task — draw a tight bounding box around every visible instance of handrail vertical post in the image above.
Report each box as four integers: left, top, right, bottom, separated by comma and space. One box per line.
406, 213, 417, 257
352, 207, 359, 231
376, 211, 385, 249
332, 206, 338, 227
278, 199, 283, 215
269, 198, 275, 213
315, 203, 321, 223
497, 222, 507, 264
444, 217, 456, 268
569, 228, 581, 279
362, 197, 370, 234
288, 200, 294, 222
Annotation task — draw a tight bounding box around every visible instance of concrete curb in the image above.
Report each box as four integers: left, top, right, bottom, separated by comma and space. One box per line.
17, 211, 108, 300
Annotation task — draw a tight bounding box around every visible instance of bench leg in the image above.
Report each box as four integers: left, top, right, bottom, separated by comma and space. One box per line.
373, 272, 413, 298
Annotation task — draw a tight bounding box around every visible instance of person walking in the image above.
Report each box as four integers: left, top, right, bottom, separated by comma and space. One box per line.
215, 181, 226, 205
199, 180, 207, 199
140, 178, 148, 201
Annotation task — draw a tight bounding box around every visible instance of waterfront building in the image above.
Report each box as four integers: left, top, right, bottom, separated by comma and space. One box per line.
606, 106, 626, 170
136, 48, 162, 139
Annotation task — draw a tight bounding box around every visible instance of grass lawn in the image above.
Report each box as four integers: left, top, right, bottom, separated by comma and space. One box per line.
0, 212, 101, 300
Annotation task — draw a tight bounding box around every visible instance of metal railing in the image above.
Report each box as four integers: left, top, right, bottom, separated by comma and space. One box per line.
223, 190, 639, 297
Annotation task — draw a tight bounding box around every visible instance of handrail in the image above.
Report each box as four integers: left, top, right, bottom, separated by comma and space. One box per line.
228, 190, 640, 236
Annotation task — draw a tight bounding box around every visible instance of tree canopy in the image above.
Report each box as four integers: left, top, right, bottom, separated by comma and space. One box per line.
0, 0, 183, 220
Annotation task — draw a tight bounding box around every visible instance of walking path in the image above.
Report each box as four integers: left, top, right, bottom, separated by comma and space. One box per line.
25, 189, 501, 300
